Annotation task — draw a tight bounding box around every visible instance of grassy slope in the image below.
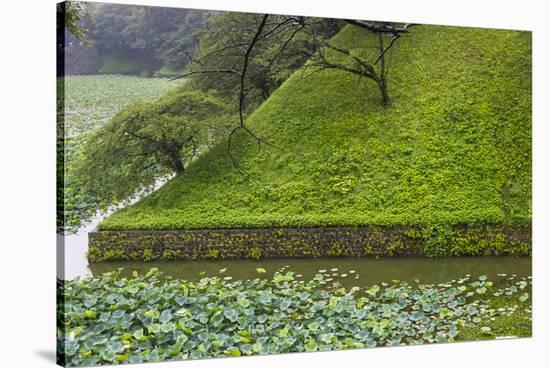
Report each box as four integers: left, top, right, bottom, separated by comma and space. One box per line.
100, 25, 531, 230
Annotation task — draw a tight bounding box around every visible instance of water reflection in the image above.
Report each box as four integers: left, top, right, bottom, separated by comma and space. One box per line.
90, 256, 531, 288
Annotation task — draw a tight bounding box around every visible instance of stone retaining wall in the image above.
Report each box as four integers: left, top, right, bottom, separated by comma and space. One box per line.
88, 225, 531, 262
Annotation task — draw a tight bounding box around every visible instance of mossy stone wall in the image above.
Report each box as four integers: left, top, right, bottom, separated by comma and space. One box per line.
88, 225, 531, 262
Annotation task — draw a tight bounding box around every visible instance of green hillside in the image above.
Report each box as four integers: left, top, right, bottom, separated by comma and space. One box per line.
99, 24, 531, 231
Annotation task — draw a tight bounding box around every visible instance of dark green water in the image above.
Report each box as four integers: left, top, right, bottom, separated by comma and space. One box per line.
90, 256, 531, 287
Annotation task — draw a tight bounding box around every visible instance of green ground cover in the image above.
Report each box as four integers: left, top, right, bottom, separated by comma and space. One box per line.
100, 25, 531, 231
57, 270, 531, 366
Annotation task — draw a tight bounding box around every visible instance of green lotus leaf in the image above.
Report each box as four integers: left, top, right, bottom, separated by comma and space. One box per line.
307, 321, 320, 331
224, 348, 241, 357
84, 310, 97, 319
279, 299, 291, 310
148, 323, 161, 334
476, 287, 487, 294
144, 309, 159, 319
159, 309, 173, 323
366, 285, 380, 296
84, 297, 97, 308
224, 309, 239, 322
304, 339, 318, 352
480, 326, 492, 334
132, 329, 144, 340
107, 340, 125, 353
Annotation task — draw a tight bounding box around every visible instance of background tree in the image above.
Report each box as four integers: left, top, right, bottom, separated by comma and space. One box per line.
61, 2, 215, 75
74, 89, 233, 207
57, 1, 95, 76
60, 1, 90, 42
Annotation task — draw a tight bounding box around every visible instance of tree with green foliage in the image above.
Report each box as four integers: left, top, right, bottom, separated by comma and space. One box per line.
59, 1, 90, 43
74, 90, 233, 208
57, 1, 95, 76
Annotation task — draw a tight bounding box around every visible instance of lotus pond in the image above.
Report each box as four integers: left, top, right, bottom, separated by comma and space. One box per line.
61, 75, 179, 137
58, 268, 532, 366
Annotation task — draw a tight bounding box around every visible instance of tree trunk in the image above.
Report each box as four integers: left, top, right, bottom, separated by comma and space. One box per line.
173, 160, 185, 174
378, 35, 391, 107
379, 79, 391, 107
260, 86, 270, 101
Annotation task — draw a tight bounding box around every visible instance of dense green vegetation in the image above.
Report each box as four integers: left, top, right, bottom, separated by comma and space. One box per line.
58, 75, 181, 233
96, 53, 154, 77
74, 88, 232, 209
100, 25, 532, 231
87, 226, 530, 263
64, 2, 213, 75
57, 269, 531, 366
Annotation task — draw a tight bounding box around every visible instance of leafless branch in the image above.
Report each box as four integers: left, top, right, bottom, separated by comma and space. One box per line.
169, 69, 241, 81
374, 34, 400, 65
344, 19, 416, 35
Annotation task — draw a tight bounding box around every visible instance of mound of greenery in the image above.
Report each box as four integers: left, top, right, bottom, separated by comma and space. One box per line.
57, 269, 531, 366
100, 24, 531, 230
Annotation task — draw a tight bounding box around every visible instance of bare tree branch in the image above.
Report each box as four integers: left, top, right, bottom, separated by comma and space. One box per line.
344, 19, 416, 34
225, 14, 279, 171
169, 69, 241, 81
170, 16, 415, 170
374, 34, 400, 65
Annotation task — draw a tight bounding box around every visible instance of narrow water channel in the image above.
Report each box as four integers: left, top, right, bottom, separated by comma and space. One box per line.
89, 256, 531, 288
57, 177, 172, 280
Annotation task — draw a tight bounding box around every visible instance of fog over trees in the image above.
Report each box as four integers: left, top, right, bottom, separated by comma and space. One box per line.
62, 2, 214, 76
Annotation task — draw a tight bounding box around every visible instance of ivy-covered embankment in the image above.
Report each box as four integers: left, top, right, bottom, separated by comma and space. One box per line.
88, 225, 530, 262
